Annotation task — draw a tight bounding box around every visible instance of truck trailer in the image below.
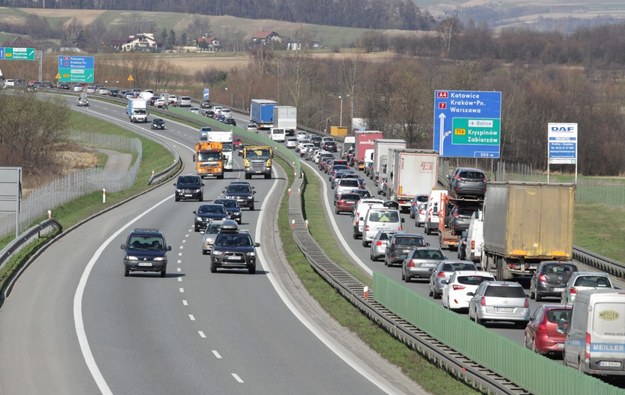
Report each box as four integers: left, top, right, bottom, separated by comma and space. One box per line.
372, 139, 406, 183
250, 99, 277, 129
272, 106, 297, 134
387, 149, 439, 213
482, 182, 575, 280
354, 130, 383, 170
206, 131, 233, 171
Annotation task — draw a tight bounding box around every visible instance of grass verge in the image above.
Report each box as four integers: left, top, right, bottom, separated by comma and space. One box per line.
275, 156, 479, 395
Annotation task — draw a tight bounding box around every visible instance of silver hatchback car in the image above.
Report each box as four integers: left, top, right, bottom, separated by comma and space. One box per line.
369, 230, 397, 261
468, 281, 530, 328
401, 247, 446, 282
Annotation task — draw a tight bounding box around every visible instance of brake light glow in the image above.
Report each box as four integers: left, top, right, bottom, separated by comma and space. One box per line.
437, 272, 446, 278
375, 241, 384, 246
408, 260, 416, 268
480, 296, 486, 306
570, 288, 577, 294
452, 284, 465, 290
471, 240, 475, 249
538, 274, 547, 283
524, 298, 529, 308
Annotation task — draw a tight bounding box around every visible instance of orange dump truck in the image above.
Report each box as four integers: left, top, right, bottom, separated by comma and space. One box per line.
194, 141, 224, 179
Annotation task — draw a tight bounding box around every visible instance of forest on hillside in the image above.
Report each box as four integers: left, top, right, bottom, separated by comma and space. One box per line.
0, 0, 435, 30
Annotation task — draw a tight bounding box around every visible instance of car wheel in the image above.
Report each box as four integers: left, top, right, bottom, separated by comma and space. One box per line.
362, 240, 368, 247
160, 265, 167, 277
195, 226, 199, 232
425, 225, 430, 235
335, 209, 340, 215
245, 174, 251, 179
535, 292, 542, 302
249, 265, 256, 274
410, 212, 414, 219
124, 267, 129, 277
433, 291, 441, 300
175, 196, 180, 202
265, 174, 271, 179
428, 288, 433, 297
529, 289, 535, 299
250, 205, 255, 211
403, 273, 410, 283
210, 262, 217, 273
476, 317, 484, 325
516, 321, 528, 329
198, 194, 203, 201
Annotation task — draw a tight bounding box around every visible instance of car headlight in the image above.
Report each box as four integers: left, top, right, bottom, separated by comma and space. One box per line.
126, 256, 138, 261
196, 216, 202, 221
246, 252, 256, 257
176, 189, 183, 193
154, 257, 165, 261
213, 250, 224, 256
248, 195, 253, 199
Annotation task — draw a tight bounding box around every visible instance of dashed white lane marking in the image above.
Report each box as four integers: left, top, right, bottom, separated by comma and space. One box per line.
178, 277, 182, 282
189, 314, 196, 321
177, 267, 182, 272
199, 331, 206, 339
182, 300, 188, 306
212, 350, 222, 359
179, 288, 184, 293
178, 252, 182, 256
182, 239, 187, 243
180, 245, 184, 249
177, 260, 182, 264
231, 373, 244, 383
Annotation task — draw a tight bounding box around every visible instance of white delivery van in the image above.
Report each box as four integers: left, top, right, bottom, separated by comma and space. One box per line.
466, 209, 484, 266
424, 189, 448, 235
270, 128, 286, 143
361, 207, 404, 247
561, 289, 625, 376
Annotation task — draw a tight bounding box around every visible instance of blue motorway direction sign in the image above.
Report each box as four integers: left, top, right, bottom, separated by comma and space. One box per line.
57, 56, 95, 83
433, 90, 502, 158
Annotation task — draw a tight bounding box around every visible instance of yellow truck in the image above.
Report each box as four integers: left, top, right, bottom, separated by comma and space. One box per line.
243, 145, 273, 179
482, 182, 575, 280
194, 141, 224, 179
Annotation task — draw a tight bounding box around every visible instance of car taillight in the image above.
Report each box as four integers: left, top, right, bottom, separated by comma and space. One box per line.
365, 225, 369, 231
585, 332, 591, 362
480, 296, 486, 306
471, 240, 475, 249
570, 287, 577, 294
452, 284, 465, 290
408, 260, 416, 268
338, 200, 344, 205
524, 298, 529, 308
437, 272, 446, 278
538, 274, 547, 283
375, 241, 384, 246
454, 174, 461, 180
538, 322, 548, 332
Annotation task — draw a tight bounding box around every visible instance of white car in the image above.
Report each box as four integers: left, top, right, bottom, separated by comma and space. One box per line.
98, 87, 109, 95
285, 137, 298, 149
296, 131, 309, 142
73, 85, 84, 92
221, 108, 232, 119
212, 106, 223, 115
560, 271, 614, 304
441, 271, 495, 311
298, 143, 315, 156
154, 98, 165, 107
415, 202, 427, 227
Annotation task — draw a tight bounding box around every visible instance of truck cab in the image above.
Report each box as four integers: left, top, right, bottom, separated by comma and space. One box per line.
243, 146, 273, 179
194, 142, 224, 179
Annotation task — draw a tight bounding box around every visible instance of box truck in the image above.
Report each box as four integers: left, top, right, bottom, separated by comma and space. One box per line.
273, 106, 297, 134
354, 130, 383, 170
482, 182, 575, 280
250, 99, 277, 129
127, 98, 148, 123
372, 139, 406, 182
387, 149, 439, 213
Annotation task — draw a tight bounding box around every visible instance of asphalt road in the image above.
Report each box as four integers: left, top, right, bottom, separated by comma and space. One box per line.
0, 98, 424, 395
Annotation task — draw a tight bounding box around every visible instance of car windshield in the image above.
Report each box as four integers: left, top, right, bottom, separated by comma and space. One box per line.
197, 152, 221, 161
457, 275, 492, 286
215, 200, 237, 208
442, 262, 476, 272
246, 149, 270, 159
227, 185, 252, 194
394, 236, 425, 246
411, 249, 446, 260
128, 236, 164, 250
484, 286, 526, 298
178, 176, 200, 185
198, 205, 225, 214
215, 233, 253, 247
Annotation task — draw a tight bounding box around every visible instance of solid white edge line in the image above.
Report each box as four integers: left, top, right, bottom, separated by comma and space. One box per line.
301, 160, 373, 276
73, 194, 172, 395
256, 165, 394, 394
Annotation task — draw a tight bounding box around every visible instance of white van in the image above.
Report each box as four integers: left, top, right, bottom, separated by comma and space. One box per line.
361, 207, 404, 247
179, 96, 192, 107
465, 209, 484, 266
424, 190, 448, 235
270, 128, 286, 142
352, 199, 384, 239
561, 289, 625, 376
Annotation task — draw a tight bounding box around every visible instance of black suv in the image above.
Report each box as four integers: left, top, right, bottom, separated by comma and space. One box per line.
213, 198, 242, 224
384, 233, 428, 267
222, 182, 255, 210
193, 204, 229, 232
174, 175, 204, 202
210, 221, 260, 274
151, 118, 165, 130
121, 228, 171, 277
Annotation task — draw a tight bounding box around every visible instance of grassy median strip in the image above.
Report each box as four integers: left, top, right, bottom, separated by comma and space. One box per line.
275, 157, 478, 395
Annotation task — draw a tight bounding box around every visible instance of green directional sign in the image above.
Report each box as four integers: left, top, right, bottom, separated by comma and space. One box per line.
451, 117, 500, 146
3, 47, 36, 61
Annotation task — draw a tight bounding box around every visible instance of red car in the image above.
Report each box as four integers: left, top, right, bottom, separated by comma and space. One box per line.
334, 192, 361, 215
524, 304, 572, 357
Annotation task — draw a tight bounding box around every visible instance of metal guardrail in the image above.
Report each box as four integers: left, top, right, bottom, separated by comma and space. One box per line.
286, 173, 530, 394
0, 219, 63, 307
574, 246, 625, 280
148, 155, 183, 185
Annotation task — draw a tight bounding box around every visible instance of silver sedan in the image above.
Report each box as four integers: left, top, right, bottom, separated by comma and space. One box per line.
468, 281, 530, 328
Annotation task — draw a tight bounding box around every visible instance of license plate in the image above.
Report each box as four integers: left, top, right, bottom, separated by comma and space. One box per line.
599, 361, 621, 367
556, 343, 564, 349
496, 307, 513, 312
184, 194, 193, 197
552, 288, 564, 292
138, 262, 152, 267
422, 263, 437, 268
228, 256, 242, 261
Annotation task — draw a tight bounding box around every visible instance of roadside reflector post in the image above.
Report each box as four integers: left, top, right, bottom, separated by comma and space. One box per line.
288, 188, 291, 196
291, 219, 295, 230
48, 210, 51, 220
305, 220, 309, 229
363, 286, 369, 299
102, 188, 106, 203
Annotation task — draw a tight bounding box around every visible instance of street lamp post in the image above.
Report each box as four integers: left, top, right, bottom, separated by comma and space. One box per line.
225, 87, 233, 107
338, 95, 344, 127
347, 94, 353, 131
